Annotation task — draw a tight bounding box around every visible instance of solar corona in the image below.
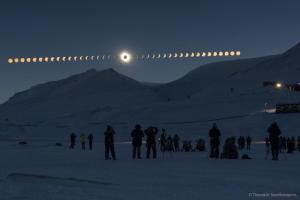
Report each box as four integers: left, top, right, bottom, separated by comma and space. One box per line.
120, 51, 132, 63
7, 50, 242, 64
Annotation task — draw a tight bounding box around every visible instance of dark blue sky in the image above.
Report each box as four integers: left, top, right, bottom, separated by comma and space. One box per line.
1, 0, 300, 103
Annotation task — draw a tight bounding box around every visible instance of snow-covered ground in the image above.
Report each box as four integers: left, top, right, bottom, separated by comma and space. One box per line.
0, 139, 299, 200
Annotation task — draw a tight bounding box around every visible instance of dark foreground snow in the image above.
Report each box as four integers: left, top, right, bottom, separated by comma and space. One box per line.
0, 140, 299, 200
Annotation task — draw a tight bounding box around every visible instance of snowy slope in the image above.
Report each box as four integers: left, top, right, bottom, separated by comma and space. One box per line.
0, 69, 162, 122
158, 42, 300, 100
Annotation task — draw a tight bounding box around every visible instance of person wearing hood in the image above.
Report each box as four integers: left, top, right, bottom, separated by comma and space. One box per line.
104, 125, 116, 160
144, 126, 158, 159
267, 122, 281, 160
131, 124, 144, 159
209, 123, 221, 158
80, 133, 86, 150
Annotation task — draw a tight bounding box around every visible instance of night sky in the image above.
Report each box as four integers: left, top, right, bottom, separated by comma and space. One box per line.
1, 0, 300, 103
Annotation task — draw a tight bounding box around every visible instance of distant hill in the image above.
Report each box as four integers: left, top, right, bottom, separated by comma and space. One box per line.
158, 42, 300, 100
0, 68, 163, 122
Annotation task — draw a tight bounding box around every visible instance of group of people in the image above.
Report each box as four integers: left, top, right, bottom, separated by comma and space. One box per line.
265, 135, 300, 155
237, 136, 252, 150
266, 122, 300, 160
181, 138, 206, 152
158, 129, 181, 152
69, 132, 94, 151
68, 122, 299, 161
210, 122, 299, 160
208, 124, 253, 159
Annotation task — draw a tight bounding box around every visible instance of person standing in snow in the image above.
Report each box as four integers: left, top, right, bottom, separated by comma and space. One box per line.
267, 122, 281, 160
283, 137, 287, 151
173, 134, 180, 152
287, 138, 293, 153
246, 136, 252, 151
69, 132, 76, 149
209, 123, 221, 158
88, 133, 93, 150
241, 136, 246, 149
131, 124, 144, 159
144, 126, 158, 159
104, 125, 116, 160
80, 133, 86, 150
279, 136, 284, 152
287, 137, 296, 153
166, 135, 174, 152
238, 136, 242, 149
160, 129, 167, 152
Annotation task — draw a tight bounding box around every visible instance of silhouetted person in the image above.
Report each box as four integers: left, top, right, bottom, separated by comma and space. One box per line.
221, 137, 238, 159
283, 137, 287, 150
160, 129, 167, 152
279, 136, 284, 152
279, 136, 287, 153
238, 136, 245, 149
80, 133, 86, 150
88, 133, 93, 150
267, 122, 281, 160
145, 126, 158, 159
104, 125, 116, 160
238, 136, 242, 149
166, 135, 174, 152
69, 133, 76, 149
246, 136, 252, 151
131, 124, 144, 159
173, 134, 180, 152
241, 136, 246, 149
209, 123, 221, 158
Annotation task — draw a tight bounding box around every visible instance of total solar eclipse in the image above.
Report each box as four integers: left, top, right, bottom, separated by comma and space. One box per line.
120, 51, 132, 63
7, 50, 241, 65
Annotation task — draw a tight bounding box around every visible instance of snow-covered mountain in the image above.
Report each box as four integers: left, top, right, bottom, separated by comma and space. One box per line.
0, 42, 300, 139
0, 69, 162, 121
158, 42, 300, 100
